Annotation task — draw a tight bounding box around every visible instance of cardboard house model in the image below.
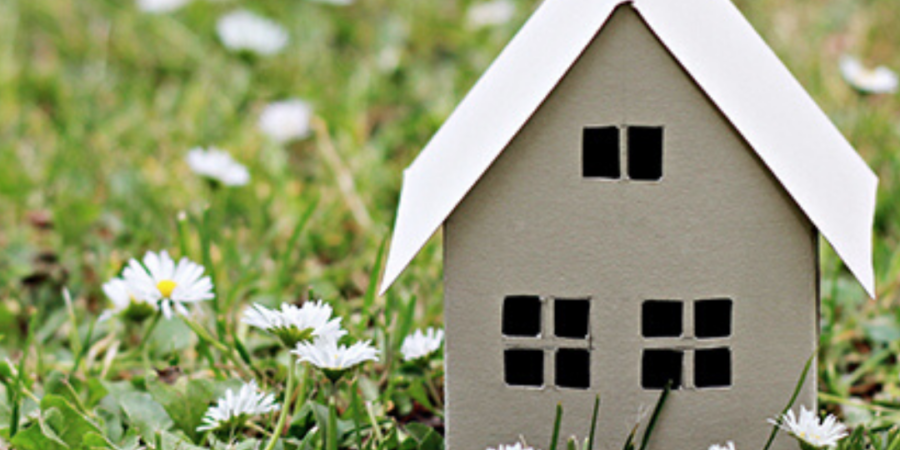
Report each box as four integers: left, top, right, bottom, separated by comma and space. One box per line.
379, 0, 878, 449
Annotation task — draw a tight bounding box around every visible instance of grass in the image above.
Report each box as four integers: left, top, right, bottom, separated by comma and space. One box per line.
0, 0, 898, 448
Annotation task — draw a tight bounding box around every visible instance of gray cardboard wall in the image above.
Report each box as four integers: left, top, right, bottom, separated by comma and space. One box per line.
443, 5, 817, 450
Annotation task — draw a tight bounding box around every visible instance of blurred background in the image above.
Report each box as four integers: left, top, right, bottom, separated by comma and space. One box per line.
0, 0, 898, 429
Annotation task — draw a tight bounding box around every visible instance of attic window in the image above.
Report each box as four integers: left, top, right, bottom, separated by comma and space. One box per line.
582, 127, 620, 179
583, 126, 664, 181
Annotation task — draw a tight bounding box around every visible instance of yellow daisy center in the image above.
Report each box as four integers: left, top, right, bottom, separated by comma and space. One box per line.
157, 280, 178, 298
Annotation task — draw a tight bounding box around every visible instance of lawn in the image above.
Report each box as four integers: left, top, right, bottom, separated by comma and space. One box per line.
0, 0, 898, 449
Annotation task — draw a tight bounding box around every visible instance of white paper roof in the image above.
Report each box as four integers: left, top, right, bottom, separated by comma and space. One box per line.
380, 0, 878, 297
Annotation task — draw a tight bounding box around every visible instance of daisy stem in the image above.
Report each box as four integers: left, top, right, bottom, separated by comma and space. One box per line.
264, 360, 296, 450
137, 311, 162, 354
423, 373, 444, 411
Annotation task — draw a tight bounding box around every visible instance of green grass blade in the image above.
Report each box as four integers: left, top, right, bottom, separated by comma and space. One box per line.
587, 394, 601, 450
276, 195, 319, 290
363, 236, 388, 314
762, 353, 815, 450
638, 382, 671, 450
549, 403, 563, 450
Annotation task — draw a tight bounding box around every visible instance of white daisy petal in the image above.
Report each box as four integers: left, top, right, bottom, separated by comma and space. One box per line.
487, 443, 539, 450
217, 10, 288, 56
840, 55, 898, 94
100, 278, 158, 322
292, 334, 379, 372
123, 250, 214, 319
186, 147, 250, 187
309, 0, 354, 5
400, 328, 444, 361
467, 0, 516, 28
243, 301, 346, 347
136, 0, 190, 13
708, 442, 736, 450
258, 100, 313, 143
769, 405, 848, 448
197, 380, 280, 433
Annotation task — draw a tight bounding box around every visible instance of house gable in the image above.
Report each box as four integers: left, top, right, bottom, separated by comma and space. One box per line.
380, 0, 877, 297
442, 6, 818, 449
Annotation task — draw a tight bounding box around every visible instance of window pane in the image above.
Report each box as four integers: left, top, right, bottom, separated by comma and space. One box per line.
695, 348, 731, 388
503, 296, 542, 337
642, 301, 683, 338
642, 349, 683, 389
695, 299, 732, 339
555, 299, 590, 338
556, 349, 590, 389
583, 127, 620, 179
505, 349, 544, 387
627, 126, 664, 181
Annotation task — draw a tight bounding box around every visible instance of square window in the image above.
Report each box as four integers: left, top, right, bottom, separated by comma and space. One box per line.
642, 301, 683, 338
505, 349, 544, 387
556, 349, 590, 389
642, 349, 682, 389
583, 127, 620, 179
627, 127, 664, 181
503, 296, 542, 337
695, 299, 732, 339
695, 348, 731, 388
555, 299, 590, 338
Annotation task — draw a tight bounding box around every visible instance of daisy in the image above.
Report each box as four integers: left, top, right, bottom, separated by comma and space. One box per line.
840, 55, 898, 95
136, 0, 190, 13
467, 0, 516, 28
123, 250, 215, 319
217, 10, 288, 56
487, 443, 538, 450
292, 334, 379, 380
243, 301, 346, 347
708, 442, 736, 450
769, 406, 848, 449
258, 100, 313, 143
99, 277, 157, 323
401, 328, 444, 361
197, 380, 280, 433
186, 147, 250, 187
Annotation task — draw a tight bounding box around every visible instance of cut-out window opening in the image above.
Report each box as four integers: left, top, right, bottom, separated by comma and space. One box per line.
503, 296, 542, 337
641, 298, 734, 390
642, 300, 683, 338
503, 296, 591, 390
583, 127, 620, 179
695, 299, 732, 339
555, 299, 590, 338
583, 125, 664, 181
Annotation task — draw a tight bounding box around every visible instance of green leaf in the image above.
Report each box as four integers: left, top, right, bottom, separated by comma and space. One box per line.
116, 392, 173, 442
12, 395, 103, 450
148, 379, 216, 442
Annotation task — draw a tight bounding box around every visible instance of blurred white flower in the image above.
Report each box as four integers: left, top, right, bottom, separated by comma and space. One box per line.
769, 406, 848, 449
708, 442, 735, 450
292, 334, 379, 378
243, 301, 346, 347
136, 0, 190, 13
258, 100, 313, 143
840, 55, 898, 94
487, 443, 538, 450
401, 328, 444, 361
186, 147, 250, 186
309, 0, 354, 5
123, 250, 215, 319
99, 278, 157, 323
197, 380, 280, 432
467, 0, 516, 28
217, 10, 289, 56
